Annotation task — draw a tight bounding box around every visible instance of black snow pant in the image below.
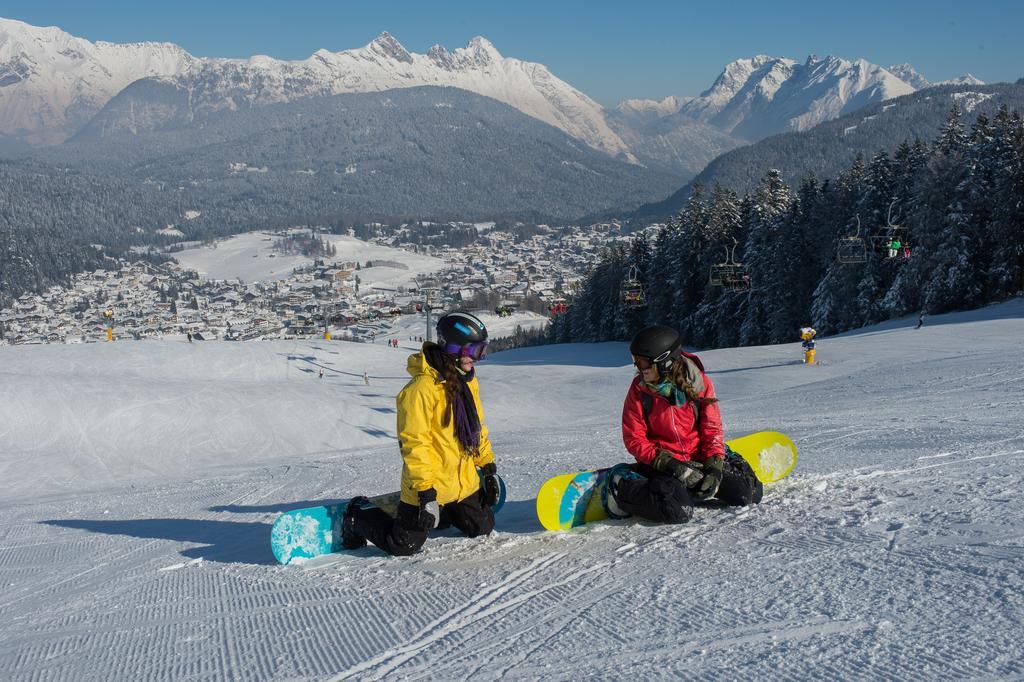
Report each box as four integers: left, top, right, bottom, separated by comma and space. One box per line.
615, 457, 763, 524
353, 488, 495, 556
614, 469, 694, 524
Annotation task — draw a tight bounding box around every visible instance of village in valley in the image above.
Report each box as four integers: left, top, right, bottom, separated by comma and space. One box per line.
0, 220, 636, 346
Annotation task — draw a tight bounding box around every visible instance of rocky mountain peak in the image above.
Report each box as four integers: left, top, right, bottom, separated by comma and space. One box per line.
366, 32, 412, 64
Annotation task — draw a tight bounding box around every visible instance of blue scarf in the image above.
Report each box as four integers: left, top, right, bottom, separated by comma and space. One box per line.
644, 379, 689, 408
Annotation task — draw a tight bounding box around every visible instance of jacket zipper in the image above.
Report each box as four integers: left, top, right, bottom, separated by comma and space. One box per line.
667, 398, 684, 456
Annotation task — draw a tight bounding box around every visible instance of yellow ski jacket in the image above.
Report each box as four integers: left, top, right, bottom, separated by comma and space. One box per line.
397, 350, 495, 506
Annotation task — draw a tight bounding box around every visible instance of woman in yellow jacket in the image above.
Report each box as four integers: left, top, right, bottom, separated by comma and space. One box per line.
341, 311, 500, 555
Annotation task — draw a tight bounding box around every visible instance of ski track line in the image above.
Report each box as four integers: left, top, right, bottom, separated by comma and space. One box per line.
614, 505, 755, 560
411, 511, 766, 679
327, 552, 569, 680
853, 448, 1024, 480
0, 537, 162, 611
432, 578, 623, 681
330, 552, 612, 681
599, 615, 872, 671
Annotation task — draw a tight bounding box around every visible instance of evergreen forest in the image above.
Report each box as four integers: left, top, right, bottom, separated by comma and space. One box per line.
547, 104, 1024, 348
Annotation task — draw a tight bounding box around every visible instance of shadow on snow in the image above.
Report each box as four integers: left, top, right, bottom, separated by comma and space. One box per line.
41, 518, 277, 566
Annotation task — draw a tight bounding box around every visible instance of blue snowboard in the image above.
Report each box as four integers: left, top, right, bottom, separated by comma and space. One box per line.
271, 473, 506, 564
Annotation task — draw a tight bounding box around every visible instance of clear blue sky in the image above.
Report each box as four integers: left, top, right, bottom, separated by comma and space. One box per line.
4, 0, 1021, 106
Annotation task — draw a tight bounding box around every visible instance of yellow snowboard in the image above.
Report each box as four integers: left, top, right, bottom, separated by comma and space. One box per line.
536, 430, 797, 532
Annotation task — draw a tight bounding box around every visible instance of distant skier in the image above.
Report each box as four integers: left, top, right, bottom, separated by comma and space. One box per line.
319, 368, 324, 380
341, 312, 500, 555
605, 325, 762, 525
915, 312, 925, 329
363, 371, 369, 385
187, 332, 193, 343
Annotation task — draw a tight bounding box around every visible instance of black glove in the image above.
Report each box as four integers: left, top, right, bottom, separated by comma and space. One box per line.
479, 463, 500, 507
652, 450, 704, 488
693, 457, 724, 500
415, 488, 440, 531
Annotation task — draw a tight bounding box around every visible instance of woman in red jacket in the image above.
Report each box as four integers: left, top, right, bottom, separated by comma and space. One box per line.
609, 324, 762, 524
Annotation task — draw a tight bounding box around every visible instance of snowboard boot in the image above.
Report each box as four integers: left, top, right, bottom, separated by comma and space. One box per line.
603, 463, 641, 519
340, 496, 370, 550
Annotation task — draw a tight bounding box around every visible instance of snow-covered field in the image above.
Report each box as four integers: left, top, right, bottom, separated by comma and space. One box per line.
172, 232, 444, 287
1, 300, 1022, 680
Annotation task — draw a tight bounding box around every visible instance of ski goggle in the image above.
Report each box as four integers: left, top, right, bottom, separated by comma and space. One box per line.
632, 355, 654, 370
444, 340, 488, 361
632, 348, 674, 370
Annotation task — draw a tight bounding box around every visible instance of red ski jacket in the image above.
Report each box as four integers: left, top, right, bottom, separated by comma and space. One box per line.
621, 354, 725, 466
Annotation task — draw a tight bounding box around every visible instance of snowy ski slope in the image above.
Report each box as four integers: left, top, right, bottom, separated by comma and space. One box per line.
1, 300, 1022, 679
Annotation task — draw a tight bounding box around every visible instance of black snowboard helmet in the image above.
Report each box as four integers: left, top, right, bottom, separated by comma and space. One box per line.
437, 311, 488, 358
629, 324, 682, 373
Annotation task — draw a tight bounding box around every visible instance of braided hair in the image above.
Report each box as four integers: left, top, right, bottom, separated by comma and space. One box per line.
669, 357, 718, 407
423, 343, 482, 456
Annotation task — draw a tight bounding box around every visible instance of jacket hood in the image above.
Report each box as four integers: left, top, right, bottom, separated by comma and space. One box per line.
405, 349, 440, 380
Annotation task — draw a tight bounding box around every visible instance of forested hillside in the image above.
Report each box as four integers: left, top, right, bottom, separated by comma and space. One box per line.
1, 87, 678, 303
552, 103, 1024, 348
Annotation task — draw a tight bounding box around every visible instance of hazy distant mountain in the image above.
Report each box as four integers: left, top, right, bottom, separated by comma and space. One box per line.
604, 106, 746, 180
56, 86, 679, 221
631, 82, 1024, 222
936, 73, 985, 86
614, 96, 689, 126
0, 17, 632, 160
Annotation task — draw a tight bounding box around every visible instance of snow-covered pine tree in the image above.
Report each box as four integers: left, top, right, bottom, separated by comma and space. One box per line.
668, 184, 708, 339
880, 138, 931, 317
811, 158, 867, 333
645, 216, 679, 325
768, 172, 825, 341
739, 169, 794, 345
688, 183, 742, 347
985, 106, 1024, 298
919, 104, 981, 313
854, 150, 898, 325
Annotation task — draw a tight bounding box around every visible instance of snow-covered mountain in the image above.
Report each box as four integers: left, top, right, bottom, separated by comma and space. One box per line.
937, 73, 986, 86
0, 17, 195, 144
0, 18, 633, 160
888, 63, 931, 90
676, 54, 917, 141
614, 95, 690, 126
887, 64, 986, 89
605, 106, 745, 180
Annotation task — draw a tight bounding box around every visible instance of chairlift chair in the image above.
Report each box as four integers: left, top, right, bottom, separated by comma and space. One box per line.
710, 239, 750, 292
548, 298, 569, 316
837, 216, 867, 264
875, 199, 911, 260
621, 264, 646, 308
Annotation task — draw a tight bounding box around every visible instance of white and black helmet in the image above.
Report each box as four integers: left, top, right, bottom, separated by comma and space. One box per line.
437, 311, 488, 347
